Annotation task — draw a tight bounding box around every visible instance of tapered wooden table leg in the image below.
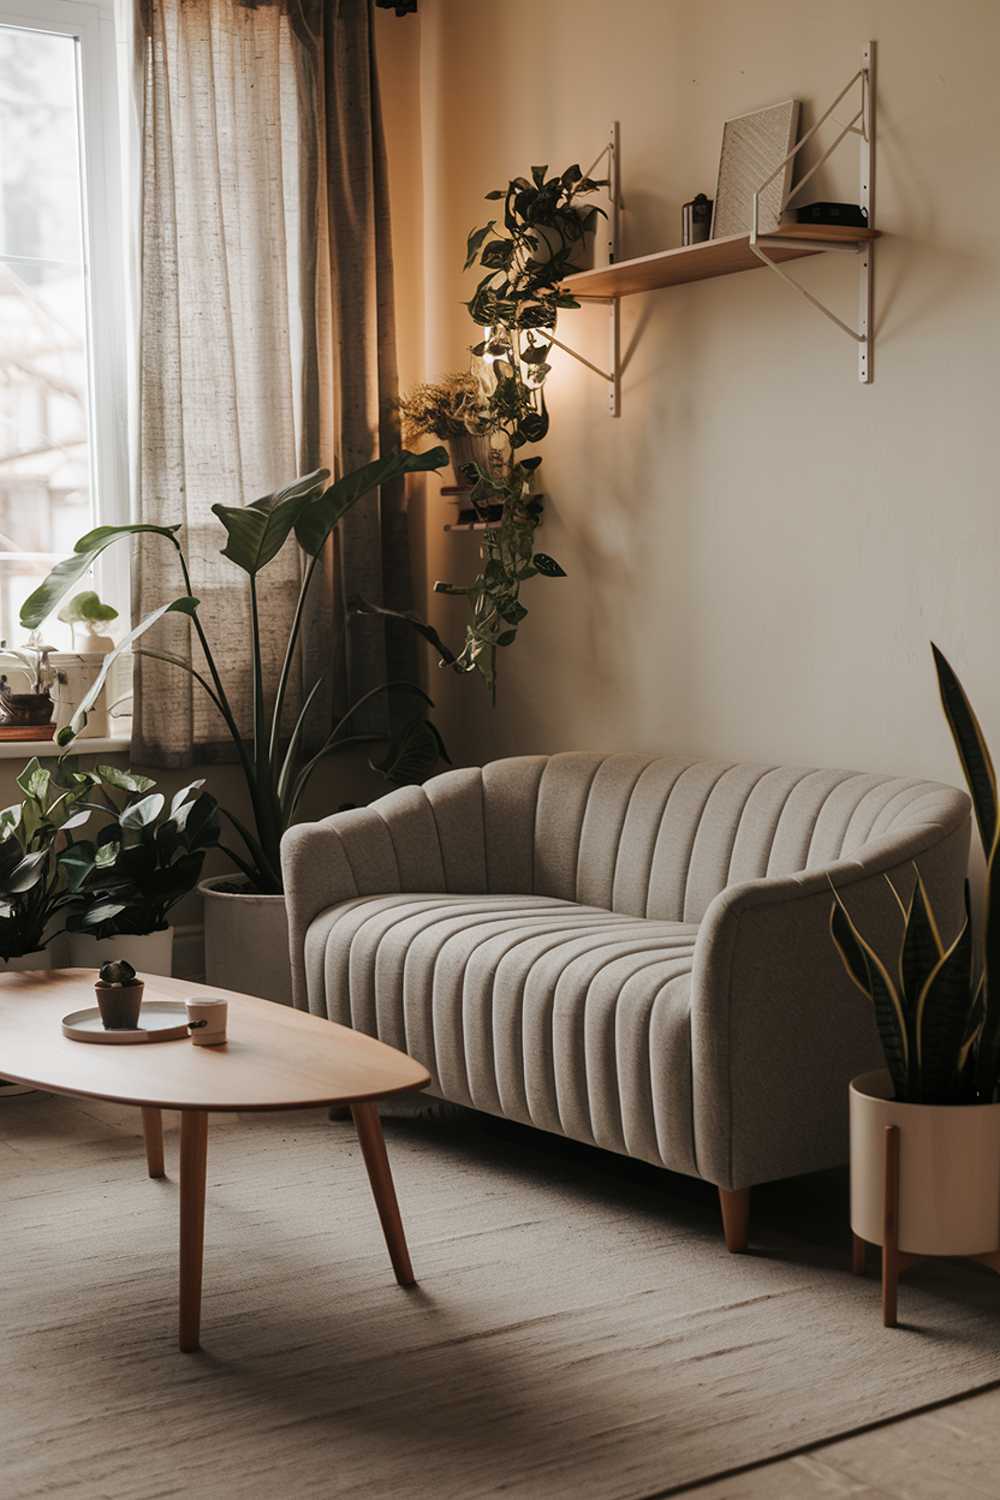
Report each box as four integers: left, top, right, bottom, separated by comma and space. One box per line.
179, 1110, 209, 1352
351, 1101, 415, 1286
852, 1232, 866, 1276
882, 1124, 900, 1327
142, 1107, 165, 1179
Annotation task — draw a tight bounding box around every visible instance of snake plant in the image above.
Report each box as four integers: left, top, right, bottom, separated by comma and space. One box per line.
830, 644, 998, 1103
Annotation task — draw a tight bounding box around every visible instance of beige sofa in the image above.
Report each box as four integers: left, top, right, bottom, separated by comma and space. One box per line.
282, 754, 969, 1250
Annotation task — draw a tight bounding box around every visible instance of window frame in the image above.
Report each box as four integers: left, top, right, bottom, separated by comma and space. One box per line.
0, 0, 130, 635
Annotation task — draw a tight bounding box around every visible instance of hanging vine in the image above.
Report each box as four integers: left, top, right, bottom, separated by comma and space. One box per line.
357, 162, 607, 700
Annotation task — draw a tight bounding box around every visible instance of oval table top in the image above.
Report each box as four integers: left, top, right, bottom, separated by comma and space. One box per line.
0, 970, 430, 1112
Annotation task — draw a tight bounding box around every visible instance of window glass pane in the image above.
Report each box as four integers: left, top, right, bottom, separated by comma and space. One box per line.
0, 23, 93, 651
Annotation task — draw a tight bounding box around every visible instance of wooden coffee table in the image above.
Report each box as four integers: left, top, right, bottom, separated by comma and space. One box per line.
0, 970, 430, 1351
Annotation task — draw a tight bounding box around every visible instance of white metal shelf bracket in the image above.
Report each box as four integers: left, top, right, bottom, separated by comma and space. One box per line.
750, 41, 877, 382
548, 122, 623, 416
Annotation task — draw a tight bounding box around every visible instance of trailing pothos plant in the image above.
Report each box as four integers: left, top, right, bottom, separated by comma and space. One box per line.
21, 449, 451, 895
358, 163, 606, 700
829, 645, 1000, 1105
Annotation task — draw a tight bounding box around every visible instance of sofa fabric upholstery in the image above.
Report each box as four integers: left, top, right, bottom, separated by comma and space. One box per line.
282, 754, 970, 1191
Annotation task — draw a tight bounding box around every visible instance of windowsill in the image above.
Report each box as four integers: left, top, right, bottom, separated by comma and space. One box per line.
0, 730, 131, 761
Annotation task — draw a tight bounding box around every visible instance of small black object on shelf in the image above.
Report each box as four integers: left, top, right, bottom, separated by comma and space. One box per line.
795, 202, 869, 228
681, 193, 713, 246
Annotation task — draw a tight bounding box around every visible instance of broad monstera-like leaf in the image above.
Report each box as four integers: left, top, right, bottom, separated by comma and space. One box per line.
295, 449, 448, 558
20, 524, 182, 630
212, 470, 327, 576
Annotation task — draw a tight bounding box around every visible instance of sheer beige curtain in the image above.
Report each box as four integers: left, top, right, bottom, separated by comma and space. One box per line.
132, 0, 405, 765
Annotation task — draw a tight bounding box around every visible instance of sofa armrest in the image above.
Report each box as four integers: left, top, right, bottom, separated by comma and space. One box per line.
280, 768, 493, 1011
281, 804, 410, 1012
689, 813, 970, 1190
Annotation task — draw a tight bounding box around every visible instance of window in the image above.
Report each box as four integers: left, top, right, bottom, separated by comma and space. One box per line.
0, 0, 127, 659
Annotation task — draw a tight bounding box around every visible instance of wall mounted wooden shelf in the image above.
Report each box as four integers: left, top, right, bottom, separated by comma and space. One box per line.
561, 224, 880, 301
556, 45, 878, 405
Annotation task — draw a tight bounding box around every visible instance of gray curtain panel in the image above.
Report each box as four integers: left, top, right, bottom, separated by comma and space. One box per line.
133, 0, 407, 766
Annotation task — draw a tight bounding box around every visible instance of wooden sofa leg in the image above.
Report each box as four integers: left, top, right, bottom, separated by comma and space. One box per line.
719, 1187, 750, 1253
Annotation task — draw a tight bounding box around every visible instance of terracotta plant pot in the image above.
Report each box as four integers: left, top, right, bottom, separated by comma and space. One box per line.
850, 1069, 1000, 1257
94, 979, 145, 1030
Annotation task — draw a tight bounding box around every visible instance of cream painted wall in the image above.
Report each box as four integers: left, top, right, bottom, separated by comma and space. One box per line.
379, 0, 1000, 799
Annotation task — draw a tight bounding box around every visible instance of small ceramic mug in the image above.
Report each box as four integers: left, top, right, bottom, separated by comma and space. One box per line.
185, 997, 228, 1047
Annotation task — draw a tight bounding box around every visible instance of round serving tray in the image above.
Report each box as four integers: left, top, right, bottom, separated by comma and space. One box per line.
62, 1002, 190, 1045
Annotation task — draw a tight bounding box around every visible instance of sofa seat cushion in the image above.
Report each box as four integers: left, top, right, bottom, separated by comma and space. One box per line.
304, 893, 700, 1175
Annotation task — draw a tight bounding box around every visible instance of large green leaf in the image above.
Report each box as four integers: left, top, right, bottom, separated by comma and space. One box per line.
4, 849, 49, 894
16, 758, 49, 803
212, 483, 321, 577
932, 643, 997, 859
830, 899, 873, 999
349, 596, 457, 665
369, 714, 451, 787
931, 644, 1000, 1099
915, 893, 974, 1103
57, 598, 199, 747
830, 886, 909, 1098
295, 449, 449, 558
253, 469, 328, 510
20, 524, 181, 630
96, 765, 156, 795
170, 780, 206, 817
464, 219, 496, 269
119, 792, 165, 831
58, 841, 97, 892
899, 870, 942, 1072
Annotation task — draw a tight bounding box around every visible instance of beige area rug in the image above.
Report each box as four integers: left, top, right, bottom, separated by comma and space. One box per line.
2, 1093, 1000, 1500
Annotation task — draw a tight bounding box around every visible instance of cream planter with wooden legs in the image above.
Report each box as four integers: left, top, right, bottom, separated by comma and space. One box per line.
850, 1070, 1000, 1257
200, 877, 292, 1005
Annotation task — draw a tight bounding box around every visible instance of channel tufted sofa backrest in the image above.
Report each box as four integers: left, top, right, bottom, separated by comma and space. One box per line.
393, 752, 968, 924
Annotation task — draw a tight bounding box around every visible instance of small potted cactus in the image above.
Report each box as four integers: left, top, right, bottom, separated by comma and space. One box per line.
94, 959, 144, 1030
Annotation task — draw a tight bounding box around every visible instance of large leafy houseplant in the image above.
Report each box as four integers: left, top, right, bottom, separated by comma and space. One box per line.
830, 645, 999, 1105
364, 163, 605, 699
21, 450, 450, 895
60, 768, 220, 940
0, 758, 217, 961
0, 757, 92, 961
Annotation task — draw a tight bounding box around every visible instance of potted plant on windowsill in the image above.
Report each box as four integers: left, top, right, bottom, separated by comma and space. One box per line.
60, 769, 220, 976
21, 448, 453, 1004
52, 590, 119, 741
0, 636, 55, 738
831, 646, 1000, 1309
